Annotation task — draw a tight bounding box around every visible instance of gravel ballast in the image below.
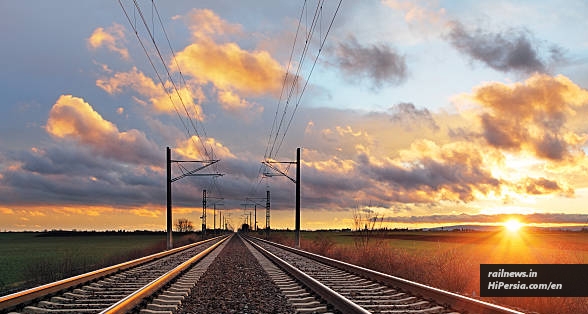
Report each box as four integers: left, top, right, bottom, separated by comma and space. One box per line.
175, 235, 296, 314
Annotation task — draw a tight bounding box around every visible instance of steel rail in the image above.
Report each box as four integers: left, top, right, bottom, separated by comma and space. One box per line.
249, 236, 525, 314
244, 235, 370, 314
100, 234, 232, 313
0, 235, 226, 312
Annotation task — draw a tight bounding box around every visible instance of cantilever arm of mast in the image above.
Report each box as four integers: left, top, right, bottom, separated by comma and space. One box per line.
171, 159, 223, 182
244, 197, 267, 207
262, 160, 296, 183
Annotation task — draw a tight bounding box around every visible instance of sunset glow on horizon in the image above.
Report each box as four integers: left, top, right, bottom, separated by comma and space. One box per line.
1, 1, 588, 232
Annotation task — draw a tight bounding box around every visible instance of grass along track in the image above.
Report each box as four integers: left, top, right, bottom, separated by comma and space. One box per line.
269, 230, 588, 314
0, 232, 198, 296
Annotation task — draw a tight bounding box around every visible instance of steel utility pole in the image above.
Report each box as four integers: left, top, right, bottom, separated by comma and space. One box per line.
263, 148, 301, 247
243, 196, 269, 231
203, 191, 223, 238
212, 202, 223, 233
166, 147, 172, 250
166, 147, 222, 250
202, 189, 207, 237
266, 190, 270, 240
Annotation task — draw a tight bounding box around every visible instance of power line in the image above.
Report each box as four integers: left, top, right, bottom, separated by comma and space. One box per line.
119, 0, 193, 144
252, 0, 342, 199
264, 0, 307, 160
119, 0, 217, 165
148, 0, 223, 191
267, 0, 342, 160
276, 0, 342, 156
131, 0, 214, 162
268, 0, 322, 160
120, 0, 224, 205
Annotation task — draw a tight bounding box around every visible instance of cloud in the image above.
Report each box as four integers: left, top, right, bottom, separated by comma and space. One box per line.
389, 102, 439, 131
87, 23, 129, 60
176, 39, 284, 96
359, 140, 502, 203
0, 144, 165, 207
382, 0, 448, 36
185, 8, 242, 40
383, 213, 588, 224
383, 1, 565, 74
447, 21, 561, 74
334, 36, 407, 88
174, 9, 286, 102
463, 74, 588, 161
175, 135, 236, 160
514, 177, 573, 197
96, 67, 205, 120
46, 95, 160, 165
217, 90, 263, 115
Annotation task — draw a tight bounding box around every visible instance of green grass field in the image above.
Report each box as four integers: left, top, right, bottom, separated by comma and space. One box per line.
0, 232, 166, 295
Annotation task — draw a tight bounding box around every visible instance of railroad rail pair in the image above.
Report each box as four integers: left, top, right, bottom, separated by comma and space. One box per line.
1, 233, 524, 314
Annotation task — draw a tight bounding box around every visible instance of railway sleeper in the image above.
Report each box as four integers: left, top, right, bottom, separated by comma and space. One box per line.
294, 305, 331, 314
75, 290, 128, 297
150, 298, 181, 307
36, 301, 111, 309
361, 300, 431, 309
289, 299, 324, 308
81, 285, 104, 291
139, 310, 172, 314
376, 305, 449, 314
351, 296, 417, 304
144, 303, 177, 312
336, 286, 392, 294
351, 292, 407, 299
330, 282, 382, 289
22, 306, 102, 314
154, 294, 184, 302
59, 298, 121, 304
279, 287, 308, 295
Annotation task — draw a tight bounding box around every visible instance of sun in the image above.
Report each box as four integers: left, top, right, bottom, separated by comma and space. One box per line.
504, 218, 524, 232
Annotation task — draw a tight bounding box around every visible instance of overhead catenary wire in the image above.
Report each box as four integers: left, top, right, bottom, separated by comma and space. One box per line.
149, 0, 224, 192
119, 0, 223, 202
267, 0, 323, 160
267, 0, 341, 160
275, 0, 342, 156
251, 0, 342, 199
130, 0, 214, 162
264, 0, 307, 161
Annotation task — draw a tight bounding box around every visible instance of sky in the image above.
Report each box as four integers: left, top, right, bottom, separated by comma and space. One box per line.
1, 0, 588, 231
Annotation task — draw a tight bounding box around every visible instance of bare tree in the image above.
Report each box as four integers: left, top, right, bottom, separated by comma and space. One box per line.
175, 218, 194, 232
352, 202, 383, 249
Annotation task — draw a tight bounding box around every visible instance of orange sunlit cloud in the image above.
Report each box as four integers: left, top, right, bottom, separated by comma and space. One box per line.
185, 8, 242, 40
46, 95, 160, 165
96, 67, 205, 120
175, 135, 236, 160
130, 208, 161, 218
176, 39, 284, 96
87, 23, 129, 60
174, 9, 286, 107
464, 74, 588, 162
217, 90, 262, 114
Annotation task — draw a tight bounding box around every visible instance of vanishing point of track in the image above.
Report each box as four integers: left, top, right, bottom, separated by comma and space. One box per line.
0, 234, 524, 314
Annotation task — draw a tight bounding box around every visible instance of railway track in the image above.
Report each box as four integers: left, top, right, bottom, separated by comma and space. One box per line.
0, 235, 230, 314
1, 233, 525, 314
244, 235, 525, 314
